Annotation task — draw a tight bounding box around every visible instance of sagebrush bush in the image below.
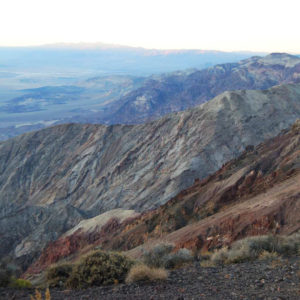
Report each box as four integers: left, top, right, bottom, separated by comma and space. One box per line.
65, 251, 134, 289
142, 243, 174, 268
275, 233, 300, 255
125, 264, 167, 283
210, 247, 229, 265
142, 243, 193, 269
210, 233, 300, 265
46, 263, 73, 287
164, 248, 194, 269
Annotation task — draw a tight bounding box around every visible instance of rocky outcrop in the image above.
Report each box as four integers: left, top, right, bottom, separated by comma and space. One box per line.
102, 53, 300, 124
63, 209, 139, 236
1, 83, 300, 269
24, 209, 139, 276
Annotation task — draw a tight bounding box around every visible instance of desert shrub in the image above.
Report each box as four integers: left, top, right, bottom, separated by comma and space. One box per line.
9, 277, 32, 288
0, 261, 32, 288
142, 243, 193, 269
210, 233, 300, 265
164, 248, 193, 269
210, 247, 230, 265
211, 235, 279, 264
142, 243, 174, 268
274, 233, 300, 255
125, 264, 167, 283
65, 250, 134, 289
46, 263, 73, 287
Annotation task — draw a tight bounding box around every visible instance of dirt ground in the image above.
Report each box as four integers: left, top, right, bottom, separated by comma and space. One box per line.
1, 257, 299, 300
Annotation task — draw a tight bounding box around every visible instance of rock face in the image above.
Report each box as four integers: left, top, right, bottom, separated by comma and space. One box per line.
28, 120, 300, 276
101, 53, 300, 123
1, 83, 300, 268
63, 209, 139, 237
24, 209, 139, 276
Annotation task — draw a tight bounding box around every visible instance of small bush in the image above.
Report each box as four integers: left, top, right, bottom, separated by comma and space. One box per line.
125, 264, 167, 283
65, 250, 134, 289
46, 263, 73, 287
275, 233, 300, 255
9, 278, 32, 288
209, 233, 300, 265
164, 248, 194, 269
0, 261, 32, 289
210, 247, 229, 265
142, 243, 174, 268
142, 243, 193, 269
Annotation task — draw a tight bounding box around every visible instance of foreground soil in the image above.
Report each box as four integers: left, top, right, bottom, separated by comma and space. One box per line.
1, 258, 299, 300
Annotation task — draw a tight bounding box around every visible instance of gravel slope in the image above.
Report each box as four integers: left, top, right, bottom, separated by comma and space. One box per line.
1, 258, 299, 299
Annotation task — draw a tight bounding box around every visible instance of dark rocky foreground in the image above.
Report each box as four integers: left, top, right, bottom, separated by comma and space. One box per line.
1, 258, 299, 300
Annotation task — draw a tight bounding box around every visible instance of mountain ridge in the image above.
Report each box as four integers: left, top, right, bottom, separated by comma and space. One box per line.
97, 53, 300, 124
0, 82, 300, 270
1, 53, 299, 141
26, 119, 300, 276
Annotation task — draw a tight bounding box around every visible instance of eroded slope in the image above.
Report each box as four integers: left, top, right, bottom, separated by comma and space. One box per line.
26, 121, 300, 275
1, 84, 300, 269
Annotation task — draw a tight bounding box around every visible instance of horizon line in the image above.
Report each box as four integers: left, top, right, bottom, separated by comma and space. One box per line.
0, 41, 271, 54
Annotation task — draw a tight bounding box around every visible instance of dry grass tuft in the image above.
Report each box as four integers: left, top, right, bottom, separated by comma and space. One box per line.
200, 260, 216, 268
258, 250, 278, 261
125, 264, 167, 283
30, 288, 51, 300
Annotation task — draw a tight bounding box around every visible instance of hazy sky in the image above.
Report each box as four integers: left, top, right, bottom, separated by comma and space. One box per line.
1, 0, 299, 52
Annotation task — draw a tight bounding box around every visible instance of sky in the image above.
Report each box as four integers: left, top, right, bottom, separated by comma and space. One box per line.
0, 0, 299, 53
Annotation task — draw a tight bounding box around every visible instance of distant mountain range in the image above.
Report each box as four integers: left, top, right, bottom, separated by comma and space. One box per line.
1, 82, 299, 271
0, 44, 263, 75
0, 46, 265, 141
92, 53, 300, 124
1, 53, 299, 140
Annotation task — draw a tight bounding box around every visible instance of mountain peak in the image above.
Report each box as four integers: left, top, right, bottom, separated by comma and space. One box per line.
257, 52, 300, 67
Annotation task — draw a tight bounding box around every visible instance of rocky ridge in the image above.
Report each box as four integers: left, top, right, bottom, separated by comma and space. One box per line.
0, 83, 300, 270
101, 53, 300, 124
27, 120, 300, 276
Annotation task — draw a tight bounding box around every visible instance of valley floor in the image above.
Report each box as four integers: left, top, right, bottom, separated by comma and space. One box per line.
1, 258, 299, 300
